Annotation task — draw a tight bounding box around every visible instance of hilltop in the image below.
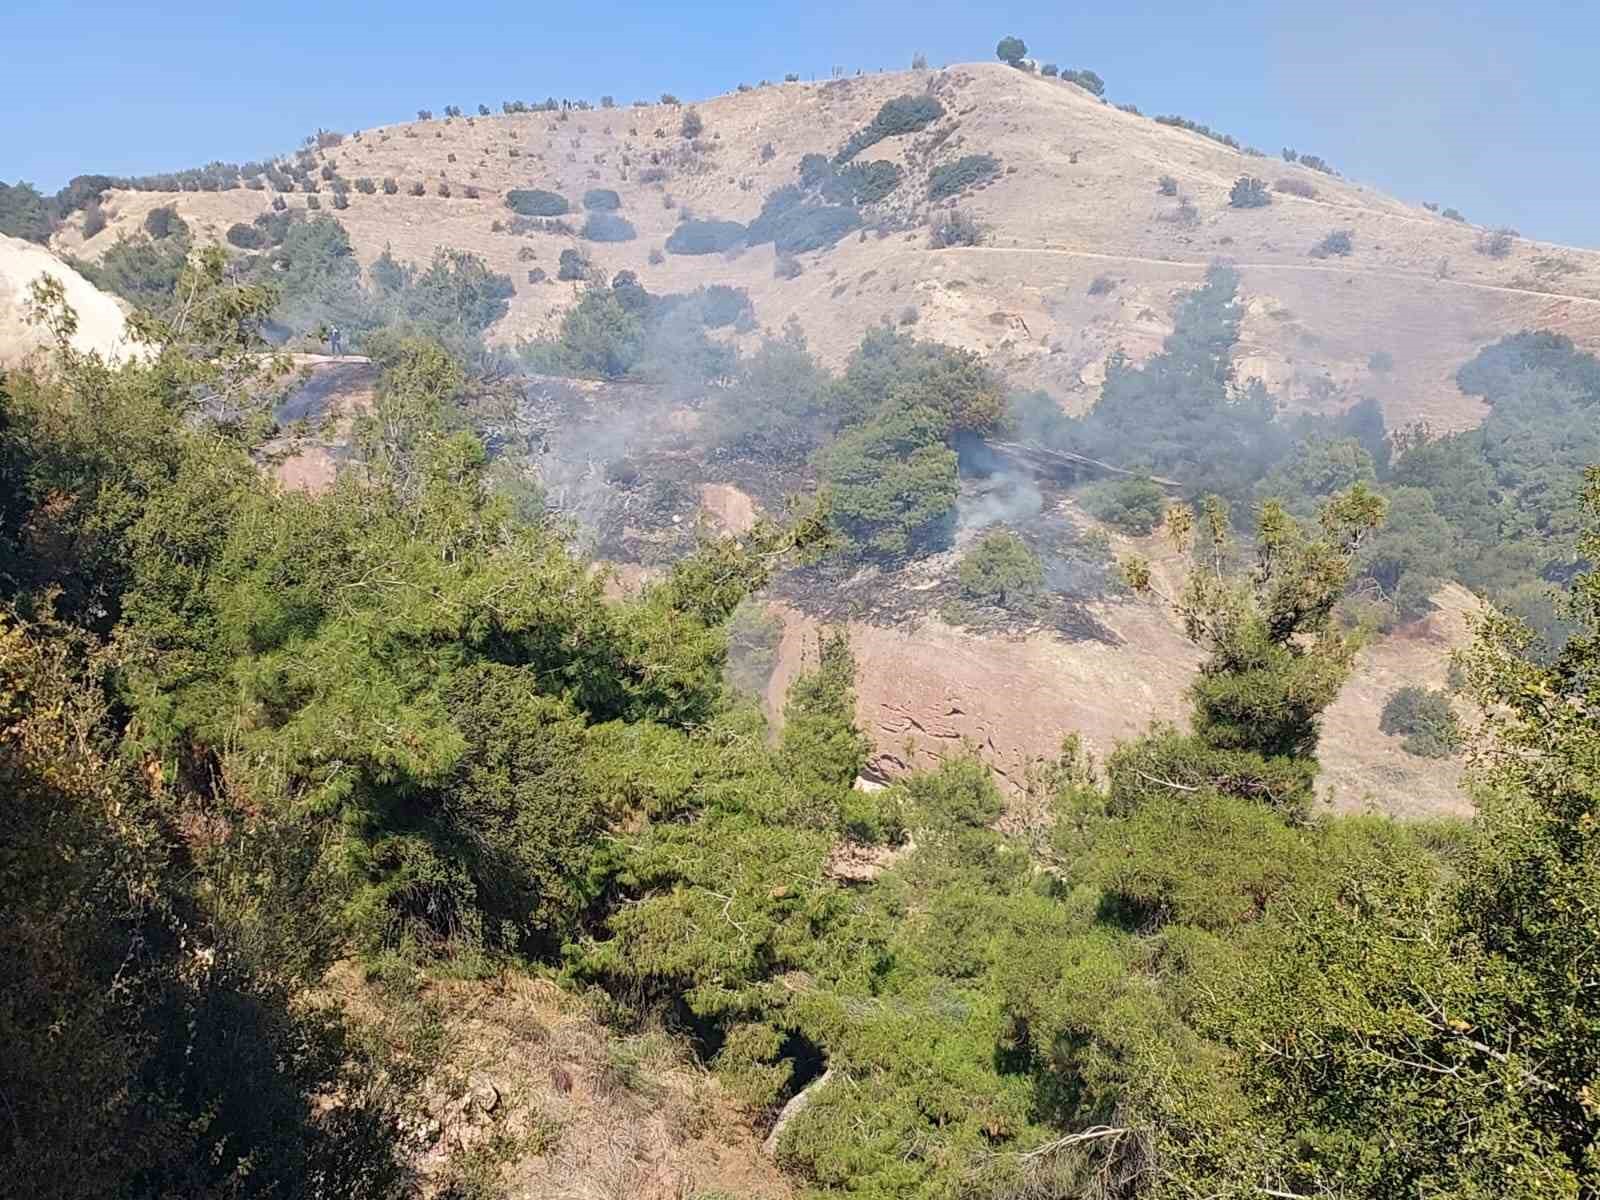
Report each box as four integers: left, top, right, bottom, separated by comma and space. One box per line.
55, 61, 1600, 429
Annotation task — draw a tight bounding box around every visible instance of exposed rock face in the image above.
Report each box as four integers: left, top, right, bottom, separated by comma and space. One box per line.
0, 233, 137, 364
767, 584, 1474, 819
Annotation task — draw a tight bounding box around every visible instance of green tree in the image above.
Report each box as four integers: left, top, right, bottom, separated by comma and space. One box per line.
958, 528, 1044, 606
996, 35, 1028, 66
817, 405, 959, 560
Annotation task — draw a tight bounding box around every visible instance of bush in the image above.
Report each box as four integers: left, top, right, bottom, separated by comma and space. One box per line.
1379, 687, 1461, 757
142, 205, 183, 240
353, 177, 376, 194
557, 247, 589, 280
306, 195, 321, 210
1228, 176, 1271, 208
332, 191, 350, 209
665, 218, 747, 255
435, 182, 450, 198
1087, 273, 1117, 296
1477, 227, 1516, 258
408, 181, 426, 196
1060, 68, 1105, 96
1041, 63, 1059, 77
959, 529, 1043, 607
836, 94, 945, 163
928, 154, 1000, 201
582, 188, 622, 211
760, 141, 776, 162
1298, 154, 1335, 175
660, 92, 680, 105
1310, 229, 1354, 258
774, 254, 802, 279
528, 267, 546, 283
1368, 349, 1395, 373
1154, 113, 1241, 150
755, 204, 861, 254
1156, 174, 1178, 196
1274, 176, 1317, 198
507, 188, 570, 216
581, 212, 637, 242
381, 177, 398, 194
648, 247, 665, 264
680, 108, 704, 139
1442, 207, 1466, 222
928, 208, 982, 249
225, 222, 265, 249
996, 35, 1027, 66
81, 202, 106, 238
1077, 477, 1167, 535
600, 95, 615, 109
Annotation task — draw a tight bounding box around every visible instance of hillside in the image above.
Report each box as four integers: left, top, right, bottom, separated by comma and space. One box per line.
59, 62, 1600, 429
0, 233, 135, 364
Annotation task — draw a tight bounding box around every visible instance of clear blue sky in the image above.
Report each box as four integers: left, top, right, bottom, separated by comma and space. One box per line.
6, 0, 1598, 246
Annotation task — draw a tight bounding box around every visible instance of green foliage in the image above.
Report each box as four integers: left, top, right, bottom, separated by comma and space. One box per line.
779, 630, 870, 795
1077, 477, 1168, 534
226, 220, 265, 249
958, 528, 1043, 607
680, 107, 704, 139
1154, 112, 1242, 149
75, 230, 192, 308
557, 246, 589, 279
582, 187, 622, 211
142, 204, 186, 240
665, 217, 748, 255
1060, 68, 1106, 95
927, 153, 1000, 200
1310, 227, 1353, 257
581, 211, 637, 242
996, 35, 1028, 66
1229, 176, 1271, 208
835, 94, 944, 163
0, 179, 54, 242
1379, 685, 1462, 756
505, 188, 570, 216
818, 404, 959, 561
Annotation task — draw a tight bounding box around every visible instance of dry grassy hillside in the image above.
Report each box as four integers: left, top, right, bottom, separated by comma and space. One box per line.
60, 62, 1600, 429
0, 233, 136, 365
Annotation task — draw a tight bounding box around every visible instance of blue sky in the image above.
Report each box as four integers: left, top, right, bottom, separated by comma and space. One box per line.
7, 0, 1598, 246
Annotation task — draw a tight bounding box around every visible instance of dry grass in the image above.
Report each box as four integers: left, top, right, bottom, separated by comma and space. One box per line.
56, 63, 1600, 431
325, 964, 791, 1200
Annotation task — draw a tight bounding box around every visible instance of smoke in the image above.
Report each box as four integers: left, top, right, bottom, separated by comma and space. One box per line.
957, 470, 1043, 533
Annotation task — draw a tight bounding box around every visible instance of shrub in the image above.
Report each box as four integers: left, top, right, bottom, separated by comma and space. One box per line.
897, 305, 919, 326
332, 191, 350, 209
836, 94, 944, 163
1156, 174, 1178, 196
910, 52, 928, 70
417, 109, 433, 120
436, 182, 451, 197
581, 212, 637, 242
1228, 176, 1271, 208
665, 218, 747, 255
271, 195, 287, 211
1274, 176, 1316, 198
1060, 68, 1105, 96
306, 195, 321, 210
680, 108, 704, 139
760, 141, 776, 162
507, 188, 570, 216
1310, 229, 1354, 258
582, 187, 622, 211
638, 166, 667, 184
1041, 63, 1059, 77
1298, 154, 1335, 175
774, 254, 802, 279
478, 103, 491, 116
142, 205, 183, 239
225, 222, 264, 249
928, 154, 1000, 200
996, 35, 1027, 67
354, 177, 377, 194
600, 95, 615, 108
959, 529, 1043, 606
648, 247, 665, 264
929, 208, 982, 248
1477, 227, 1516, 258
1154, 113, 1241, 150
1368, 350, 1395, 373
1282, 148, 1299, 162
1379, 687, 1461, 757
1442, 207, 1466, 222
408, 181, 426, 196
382, 177, 399, 194
557, 247, 589, 280
1087, 273, 1117, 296
660, 92, 680, 105
695, 284, 753, 329
80, 202, 106, 238
1077, 477, 1167, 534
750, 201, 861, 254
835, 159, 902, 204
527, 267, 546, 283
464, 185, 479, 199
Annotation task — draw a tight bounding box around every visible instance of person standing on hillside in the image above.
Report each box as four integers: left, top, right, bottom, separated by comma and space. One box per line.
328, 325, 342, 357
